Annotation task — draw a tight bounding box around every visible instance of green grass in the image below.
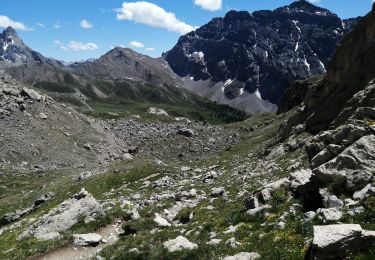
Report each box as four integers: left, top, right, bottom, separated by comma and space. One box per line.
0, 159, 164, 259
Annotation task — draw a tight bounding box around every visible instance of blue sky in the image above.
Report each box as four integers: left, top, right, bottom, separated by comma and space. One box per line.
0, 0, 372, 62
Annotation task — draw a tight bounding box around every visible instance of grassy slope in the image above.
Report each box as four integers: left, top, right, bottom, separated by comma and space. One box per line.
34, 76, 248, 125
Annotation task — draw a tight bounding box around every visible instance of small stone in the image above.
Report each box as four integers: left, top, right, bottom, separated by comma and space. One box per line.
154, 213, 171, 227
38, 112, 47, 119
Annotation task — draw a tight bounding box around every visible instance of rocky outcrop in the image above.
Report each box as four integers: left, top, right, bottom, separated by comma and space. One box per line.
19, 189, 104, 240
310, 224, 375, 259
279, 7, 375, 136
0, 192, 55, 226
312, 135, 375, 187
277, 76, 323, 114
304, 8, 375, 132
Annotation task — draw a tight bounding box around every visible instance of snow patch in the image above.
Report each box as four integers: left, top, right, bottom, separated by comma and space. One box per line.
255, 89, 262, 100
318, 60, 326, 70
224, 79, 233, 87
303, 56, 310, 73
295, 42, 299, 52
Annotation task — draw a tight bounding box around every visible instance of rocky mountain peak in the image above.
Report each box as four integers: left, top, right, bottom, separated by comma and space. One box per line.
3, 26, 17, 37
223, 10, 253, 22
165, 2, 360, 114
0, 27, 49, 66
286, 0, 332, 15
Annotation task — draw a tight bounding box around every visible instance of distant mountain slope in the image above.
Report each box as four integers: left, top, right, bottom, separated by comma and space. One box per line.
69, 47, 182, 87
165, 0, 360, 114
0, 28, 247, 124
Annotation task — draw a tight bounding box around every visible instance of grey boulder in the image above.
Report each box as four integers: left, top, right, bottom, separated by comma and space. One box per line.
19, 188, 104, 240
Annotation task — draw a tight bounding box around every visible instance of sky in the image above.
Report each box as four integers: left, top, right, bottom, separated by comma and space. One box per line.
0, 0, 373, 62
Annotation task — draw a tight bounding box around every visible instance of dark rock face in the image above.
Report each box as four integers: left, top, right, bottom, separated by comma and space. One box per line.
277, 75, 323, 114
278, 6, 375, 140
165, 0, 359, 105
304, 9, 375, 132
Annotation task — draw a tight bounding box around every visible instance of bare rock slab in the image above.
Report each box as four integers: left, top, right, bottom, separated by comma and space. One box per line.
19, 188, 104, 240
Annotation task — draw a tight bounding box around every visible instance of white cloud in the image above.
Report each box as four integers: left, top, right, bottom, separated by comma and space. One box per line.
0, 15, 33, 31
194, 0, 222, 11
129, 41, 144, 48
37, 22, 45, 28
307, 0, 321, 4
146, 47, 156, 51
80, 19, 93, 29
54, 40, 98, 51
53, 21, 61, 29
115, 1, 196, 35
67, 41, 98, 51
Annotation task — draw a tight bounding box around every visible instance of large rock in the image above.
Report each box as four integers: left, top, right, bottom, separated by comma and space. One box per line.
147, 107, 169, 116
310, 224, 375, 259
289, 169, 312, 193
19, 188, 104, 240
73, 233, 102, 247
177, 128, 194, 138
154, 213, 171, 227
223, 252, 261, 260
0, 192, 55, 226
163, 236, 198, 252
316, 208, 343, 223
346, 171, 373, 192
353, 184, 375, 201
20, 87, 42, 101
312, 135, 375, 186
311, 144, 344, 169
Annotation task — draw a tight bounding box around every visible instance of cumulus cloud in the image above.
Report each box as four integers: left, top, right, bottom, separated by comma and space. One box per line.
0, 15, 33, 31
115, 1, 196, 35
307, 0, 321, 4
37, 22, 45, 28
54, 40, 98, 51
146, 47, 156, 51
80, 19, 93, 29
194, 0, 222, 11
129, 41, 144, 48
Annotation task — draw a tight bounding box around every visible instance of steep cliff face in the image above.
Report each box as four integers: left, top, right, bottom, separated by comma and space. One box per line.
305, 7, 375, 132
278, 6, 375, 140
165, 0, 359, 113
277, 75, 323, 114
